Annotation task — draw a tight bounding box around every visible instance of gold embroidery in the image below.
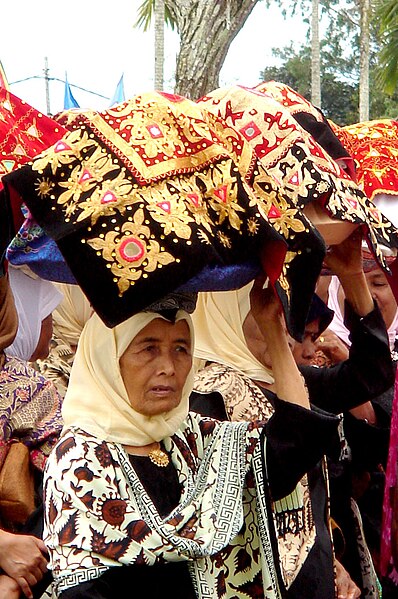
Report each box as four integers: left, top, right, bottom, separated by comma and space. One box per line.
278, 251, 296, 299
89, 96, 228, 182
197, 230, 211, 244
247, 217, 259, 235
35, 177, 54, 198
76, 172, 136, 225
217, 231, 232, 248
198, 161, 244, 230
137, 180, 194, 240
86, 209, 174, 295
32, 130, 96, 175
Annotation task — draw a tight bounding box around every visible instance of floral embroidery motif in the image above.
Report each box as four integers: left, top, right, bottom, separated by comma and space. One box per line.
86, 209, 174, 295
198, 85, 398, 273
32, 130, 96, 175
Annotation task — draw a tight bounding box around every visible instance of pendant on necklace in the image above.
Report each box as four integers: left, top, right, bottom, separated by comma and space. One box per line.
148, 447, 169, 467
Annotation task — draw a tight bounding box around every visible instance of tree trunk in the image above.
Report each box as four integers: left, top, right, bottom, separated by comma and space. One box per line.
311, 0, 321, 108
166, 0, 260, 100
154, 0, 165, 91
359, 0, 370, 121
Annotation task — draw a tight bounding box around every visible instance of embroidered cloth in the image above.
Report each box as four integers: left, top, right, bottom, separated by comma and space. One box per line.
197, 85, 398, 275
253, 81, 355, 177
331, 119, 398, 201
0, 88, 68, 280
2, 91, 327, 338
0, 88, 66, 185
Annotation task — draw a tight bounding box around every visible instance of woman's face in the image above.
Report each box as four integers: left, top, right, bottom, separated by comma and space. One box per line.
119, 318, 192, 417
292, 319, 320, 366
337, 268, 397, 329
365, 269, 397, 329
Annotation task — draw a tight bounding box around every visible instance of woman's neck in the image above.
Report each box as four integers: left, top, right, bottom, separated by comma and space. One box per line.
253, 379, 275, 392
123, 441, 160, 456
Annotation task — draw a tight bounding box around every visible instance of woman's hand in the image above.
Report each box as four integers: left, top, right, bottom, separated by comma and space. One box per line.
349, 402, 377, 425
324, 230, 374, 317
249, 275, 310, 409
249, 275, 284, 334
0, 531, 48, 599
335, 559, 361, 599
0, 574, 20, 598
316, 329, 349, 364
324, 229, 364, 278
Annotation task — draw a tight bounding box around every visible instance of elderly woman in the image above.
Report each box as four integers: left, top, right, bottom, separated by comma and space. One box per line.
43, 280, 339, 599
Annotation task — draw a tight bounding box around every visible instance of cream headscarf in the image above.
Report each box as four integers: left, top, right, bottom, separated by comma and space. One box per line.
192, 283, 274, 384
53, 283, 93, 347
62, 310, 195, 446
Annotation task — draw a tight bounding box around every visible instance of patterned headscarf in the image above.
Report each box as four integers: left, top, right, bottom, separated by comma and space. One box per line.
62, 310, 195, 446
192, 283, 274, 384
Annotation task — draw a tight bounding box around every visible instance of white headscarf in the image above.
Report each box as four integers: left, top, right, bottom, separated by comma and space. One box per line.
5, 267, 62, 361
192, 283, 274, 384
62, 310, 195, 446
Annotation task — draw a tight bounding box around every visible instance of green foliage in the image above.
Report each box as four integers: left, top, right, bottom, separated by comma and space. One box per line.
375, 0, 398, 93
260, 43, 358, 125
135, 0, 175, 31
260, 0, 398, 124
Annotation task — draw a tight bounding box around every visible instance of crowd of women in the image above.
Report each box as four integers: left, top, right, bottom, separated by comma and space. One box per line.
1, 80, 398, 599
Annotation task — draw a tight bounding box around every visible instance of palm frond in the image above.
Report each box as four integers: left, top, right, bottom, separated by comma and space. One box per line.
134, 0, 176, 31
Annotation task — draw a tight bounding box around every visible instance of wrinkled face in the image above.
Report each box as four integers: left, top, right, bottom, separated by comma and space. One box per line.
30, 314, 53, 362
119, 318, 192, 417
292, 320, 320, 366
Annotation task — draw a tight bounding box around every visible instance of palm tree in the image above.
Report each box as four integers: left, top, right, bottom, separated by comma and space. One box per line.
136, 0, 261, 100
311, 0, 321, 107
359, 0, 370, 120
154, 0, 165, 90
376, 0, 398, 94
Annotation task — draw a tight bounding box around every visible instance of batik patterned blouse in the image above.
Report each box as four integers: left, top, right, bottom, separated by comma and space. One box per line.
44, 404, 339, 598
0, 355, 63, 470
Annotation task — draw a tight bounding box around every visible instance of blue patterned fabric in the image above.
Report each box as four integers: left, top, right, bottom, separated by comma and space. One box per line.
6, 206, 76, 283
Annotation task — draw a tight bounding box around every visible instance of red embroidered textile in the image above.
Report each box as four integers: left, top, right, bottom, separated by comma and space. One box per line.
0, 88, 67, 261
2, 91, 326, 337
0, 88, 67, 187
331, 119, 398, 201
197, 85, 398, 273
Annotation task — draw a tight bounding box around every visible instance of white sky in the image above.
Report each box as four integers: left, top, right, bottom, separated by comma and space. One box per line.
0, 0, 308, 115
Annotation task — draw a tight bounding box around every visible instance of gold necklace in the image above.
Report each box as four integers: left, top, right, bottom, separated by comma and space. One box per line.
148, 445, 169, 467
